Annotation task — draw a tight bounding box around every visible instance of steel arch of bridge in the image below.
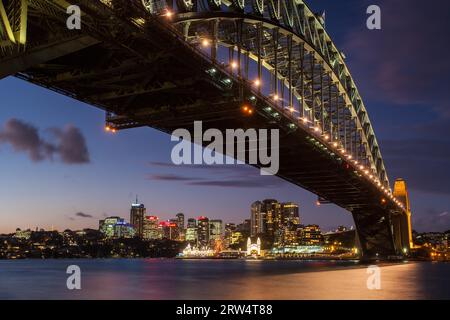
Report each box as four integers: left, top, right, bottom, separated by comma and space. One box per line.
0, 0, 410, 257
144, 0, 389, 189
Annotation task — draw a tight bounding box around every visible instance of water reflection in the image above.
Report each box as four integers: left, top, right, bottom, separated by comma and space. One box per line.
1, 259, 449, 299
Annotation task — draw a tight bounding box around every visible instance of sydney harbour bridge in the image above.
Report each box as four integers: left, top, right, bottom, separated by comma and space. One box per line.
0, 0, 412, 259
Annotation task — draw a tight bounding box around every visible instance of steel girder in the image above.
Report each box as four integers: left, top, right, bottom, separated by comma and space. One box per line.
138, 0, 389, 190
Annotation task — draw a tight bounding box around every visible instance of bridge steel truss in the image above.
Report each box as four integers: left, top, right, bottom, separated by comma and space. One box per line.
0, 0, 410, 259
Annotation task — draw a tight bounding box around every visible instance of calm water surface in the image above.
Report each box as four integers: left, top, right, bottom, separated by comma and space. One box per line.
1, 259, 449, 299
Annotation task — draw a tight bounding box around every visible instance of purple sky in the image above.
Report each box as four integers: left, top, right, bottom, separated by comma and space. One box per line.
1, 0, 450, 233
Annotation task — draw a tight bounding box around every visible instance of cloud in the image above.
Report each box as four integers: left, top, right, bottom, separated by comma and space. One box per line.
188, 179, 282, 188
0, 118, 54, 162
49, 125, 90, 164
150, 174, 202, 181
75, 212, 93, 218
147, 161, 284, 189
0, 118, 89, 164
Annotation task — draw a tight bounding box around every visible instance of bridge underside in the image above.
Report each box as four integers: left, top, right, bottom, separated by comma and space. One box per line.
0, 0, 407, 259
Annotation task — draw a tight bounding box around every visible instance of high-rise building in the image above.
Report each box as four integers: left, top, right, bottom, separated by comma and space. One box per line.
143, 215, 160, 240
130, 196, 146, 238
197, 216, 210, 247
185, 218, 198, 244
99, 217, 135, 239
251, 201, 264, 237
224, 223, 236, 248
209, 219, 223, 245
159, 221, 179, 240
176, 213, 185, 241
262, 199, 281, 238
282, 202, 300, 225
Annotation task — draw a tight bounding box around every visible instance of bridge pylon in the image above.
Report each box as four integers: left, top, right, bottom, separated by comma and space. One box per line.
392, 178, 413, 252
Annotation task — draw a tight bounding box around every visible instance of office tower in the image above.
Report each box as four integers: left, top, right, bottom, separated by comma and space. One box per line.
209, 219, 223, 245
176, 213, 185, 230
185, 218, 198, 244
262, 199, 281, 238
197, 216, 210, 247
159, 221, 179, 240
282, 202, 300, 225
176, 213, 185, 240
130, 196, 146, 238
250, 201, 264, 237
224, 223, 236, 248
280, 202, 300, 246
143, 215, 160, 240
99, 216, 135, 239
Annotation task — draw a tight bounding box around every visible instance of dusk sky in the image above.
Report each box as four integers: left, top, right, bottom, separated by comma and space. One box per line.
1, 0, 450, 234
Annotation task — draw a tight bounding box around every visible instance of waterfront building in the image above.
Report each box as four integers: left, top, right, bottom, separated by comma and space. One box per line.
130, 197, 146, 238
246, 237, 261, 256
299, 225, 324, 245
181, 243, 215, 258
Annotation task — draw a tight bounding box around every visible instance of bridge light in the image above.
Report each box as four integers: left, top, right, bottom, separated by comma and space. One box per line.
314, 127, 320, 132
302, 118, 308, 124
316, 200, 321, 206
230, 61, 238, 69
111, 128, 117, 133
165, 10, 173, 18
273, 94, 279, 101
381, 198, 386, 204
248, 109, 253, 115
290, 106, 295, 113
333, 142, 338, 148
105, 126, 111, 132
347, 155, 352, 159
202, 39, 210, 47
254, 79, 261, 87
324, 134, 329, 140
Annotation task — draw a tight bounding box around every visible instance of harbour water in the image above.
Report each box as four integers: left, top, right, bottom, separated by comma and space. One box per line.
1, 259, 449, 299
